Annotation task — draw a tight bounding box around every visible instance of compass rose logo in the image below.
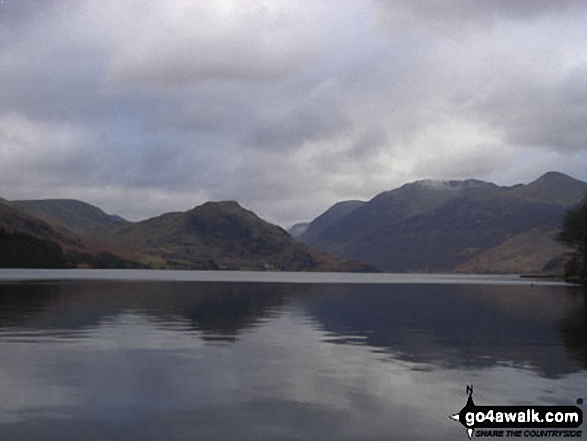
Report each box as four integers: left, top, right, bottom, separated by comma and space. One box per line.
449, 385, 476, 439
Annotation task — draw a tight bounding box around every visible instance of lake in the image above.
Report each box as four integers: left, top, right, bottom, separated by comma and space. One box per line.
0, 270, 585, 440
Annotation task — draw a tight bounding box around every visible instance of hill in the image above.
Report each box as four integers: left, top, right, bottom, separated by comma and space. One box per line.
0, 201, 146, 269
298, 200, 365, 243
298, 172, 587, 274
0, 227, 66, 268
0, 200, 81, 248
9, 199, 126, 234
95, 201, 373, 271
0, 198, 373, 271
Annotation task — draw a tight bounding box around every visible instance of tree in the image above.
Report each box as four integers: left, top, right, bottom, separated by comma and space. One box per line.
557, 199, 587, 281
0, 228, 66, 268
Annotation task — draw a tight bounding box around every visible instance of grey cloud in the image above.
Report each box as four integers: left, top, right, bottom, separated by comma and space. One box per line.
150, 103, 229, 134
144, 82, 255, 136
473, 66, 587, 151
106, 1, 325, 86
109, 43, 308, 86
0, 21, 111, 125
245, 97, 352, 151
1, 0, 587, 226
374, 0, 586, 29
411, 143, 515, 183
346, 127, 388, 159
0, 113, 92, 178
0, 0, 57, 29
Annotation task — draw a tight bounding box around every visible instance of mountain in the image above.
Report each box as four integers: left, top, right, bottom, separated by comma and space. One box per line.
288, 222, 310, 237
298, 200, 365, 243
95, 201, 374, 271
298, 172, 587, 274
9, 199, 126, 234
0, 201, 68, 268
0, 200, 146, 269
0, 197, 373, 271
0, 200, 80, 247
514, 171, 587, 204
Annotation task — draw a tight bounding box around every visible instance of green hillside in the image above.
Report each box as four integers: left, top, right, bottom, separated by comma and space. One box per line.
97, 201, 373, 271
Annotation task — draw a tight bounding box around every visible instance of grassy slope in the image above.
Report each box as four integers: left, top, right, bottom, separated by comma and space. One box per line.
9, 199, 125, 234
97, 201, 374, 271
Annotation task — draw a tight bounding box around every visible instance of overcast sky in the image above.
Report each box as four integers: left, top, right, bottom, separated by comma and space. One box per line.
2, 0, 587, 227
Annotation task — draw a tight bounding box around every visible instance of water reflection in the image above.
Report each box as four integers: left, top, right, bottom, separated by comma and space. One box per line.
0, 281, 586, 375
0, 281, 294, 342
558, 288, 587, 368
0, 279, 585, 441
302, 283, 587, 377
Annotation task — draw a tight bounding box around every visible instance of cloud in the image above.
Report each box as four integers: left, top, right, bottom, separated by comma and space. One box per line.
474, 66, 587, 151
244, 82, 352, 151
106, 0, 326, 86
1, 0, 587, 225
373, 0, 587, 32
0, 112, 93, 187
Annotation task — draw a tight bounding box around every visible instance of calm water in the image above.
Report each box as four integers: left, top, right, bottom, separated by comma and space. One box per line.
0, 270, 585, 440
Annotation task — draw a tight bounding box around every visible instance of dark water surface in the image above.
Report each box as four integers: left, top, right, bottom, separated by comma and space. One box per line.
0, 271, 585, 440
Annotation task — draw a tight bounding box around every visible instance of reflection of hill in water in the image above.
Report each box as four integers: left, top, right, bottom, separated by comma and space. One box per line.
559, 289, 587, 368
0, 281, 297, 342
0, 280, 586, 377
301, 283, 587, 378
